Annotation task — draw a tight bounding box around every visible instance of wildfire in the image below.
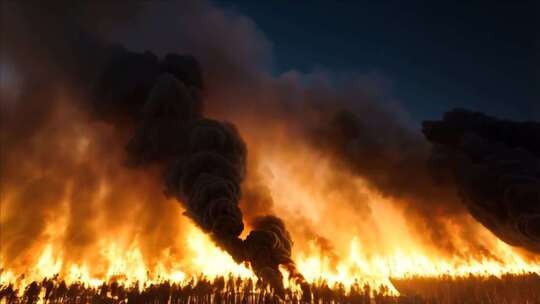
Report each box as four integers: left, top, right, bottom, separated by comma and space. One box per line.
261, 148, 540, 284
0, 227, 253, 290
1, 97, 539, 297
1, 235, 539, 299
1, 204, 539, 295
296, 237, 540, 289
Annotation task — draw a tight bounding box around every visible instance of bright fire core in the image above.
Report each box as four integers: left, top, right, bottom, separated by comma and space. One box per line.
2, 155, 540, 293
1, 104, 539, 294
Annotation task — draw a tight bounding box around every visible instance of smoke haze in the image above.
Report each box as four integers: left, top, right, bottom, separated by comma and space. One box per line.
1, 0, 538, 288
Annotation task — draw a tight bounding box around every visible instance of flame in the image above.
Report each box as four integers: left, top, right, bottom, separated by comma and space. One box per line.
1, 99, 539, 295
0, 227, 252, 289
258, 138, 540, 292
2, 168, 539, 293
1, 222, 539, 296
296, 237, 540, 290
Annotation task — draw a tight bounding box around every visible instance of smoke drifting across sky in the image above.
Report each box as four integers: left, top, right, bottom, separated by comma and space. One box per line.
424, 110, 540, 253
1, 0, 538, 285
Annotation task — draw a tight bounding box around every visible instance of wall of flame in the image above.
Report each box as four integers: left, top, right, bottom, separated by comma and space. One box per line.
1, 96, 539, 293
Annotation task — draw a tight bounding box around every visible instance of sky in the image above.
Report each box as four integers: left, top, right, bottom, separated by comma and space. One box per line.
215, 0, 538, 122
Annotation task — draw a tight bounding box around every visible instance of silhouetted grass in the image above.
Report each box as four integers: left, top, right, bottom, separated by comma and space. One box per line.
1, 273, 539, 303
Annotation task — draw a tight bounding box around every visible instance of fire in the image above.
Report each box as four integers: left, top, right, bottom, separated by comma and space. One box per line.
185, 230, 253, 279
0, 99, 539, 295
1, 225, 539, 296
255, 139, 540, 292
296, 237, 540, 288
2, 155, 539, 294
0, 227, 252, 290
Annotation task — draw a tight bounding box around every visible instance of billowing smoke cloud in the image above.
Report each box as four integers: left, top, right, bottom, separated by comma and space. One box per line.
272, 83, 473, 254
93, 47, 301, 293
423, 109, 540, 253
2, 0, 538, 287
2, 0, 304, 290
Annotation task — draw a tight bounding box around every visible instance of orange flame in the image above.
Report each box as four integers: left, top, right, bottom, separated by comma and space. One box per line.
1, 99, 539, 295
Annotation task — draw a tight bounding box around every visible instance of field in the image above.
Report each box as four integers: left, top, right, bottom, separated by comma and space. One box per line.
1, 273, 539, 304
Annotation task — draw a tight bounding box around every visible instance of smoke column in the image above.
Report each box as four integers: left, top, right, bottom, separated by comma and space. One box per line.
2, 1, 538, 284
94, 48, 303, 293
1, 1, 306, 291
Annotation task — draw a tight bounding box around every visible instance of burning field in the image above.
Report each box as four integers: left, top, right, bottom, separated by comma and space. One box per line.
2, 273, 540, 303
1, 1, 539, 303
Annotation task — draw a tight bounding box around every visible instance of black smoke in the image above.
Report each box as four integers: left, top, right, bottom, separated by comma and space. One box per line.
423, 109, 540, 253
3, 1, 537, 285
301, 97, 468, 253
1, 1, 304, 292
94, 48, 303, 294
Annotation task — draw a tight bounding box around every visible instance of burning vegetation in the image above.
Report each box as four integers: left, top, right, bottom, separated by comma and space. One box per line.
2, 273, 540, 303
1, 1, 539, 303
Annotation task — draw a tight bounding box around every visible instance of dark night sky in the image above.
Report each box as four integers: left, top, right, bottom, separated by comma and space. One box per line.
215, 0, 538, 122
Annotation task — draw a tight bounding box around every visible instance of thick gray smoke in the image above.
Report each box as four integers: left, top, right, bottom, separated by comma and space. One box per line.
423, 109, 540, 253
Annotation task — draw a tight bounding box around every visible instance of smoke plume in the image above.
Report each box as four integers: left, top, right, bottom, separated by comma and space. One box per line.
2, 1, 538, 287
1, 0, 306, 291
93, 47, 302, 292
423, 109, 540, 253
